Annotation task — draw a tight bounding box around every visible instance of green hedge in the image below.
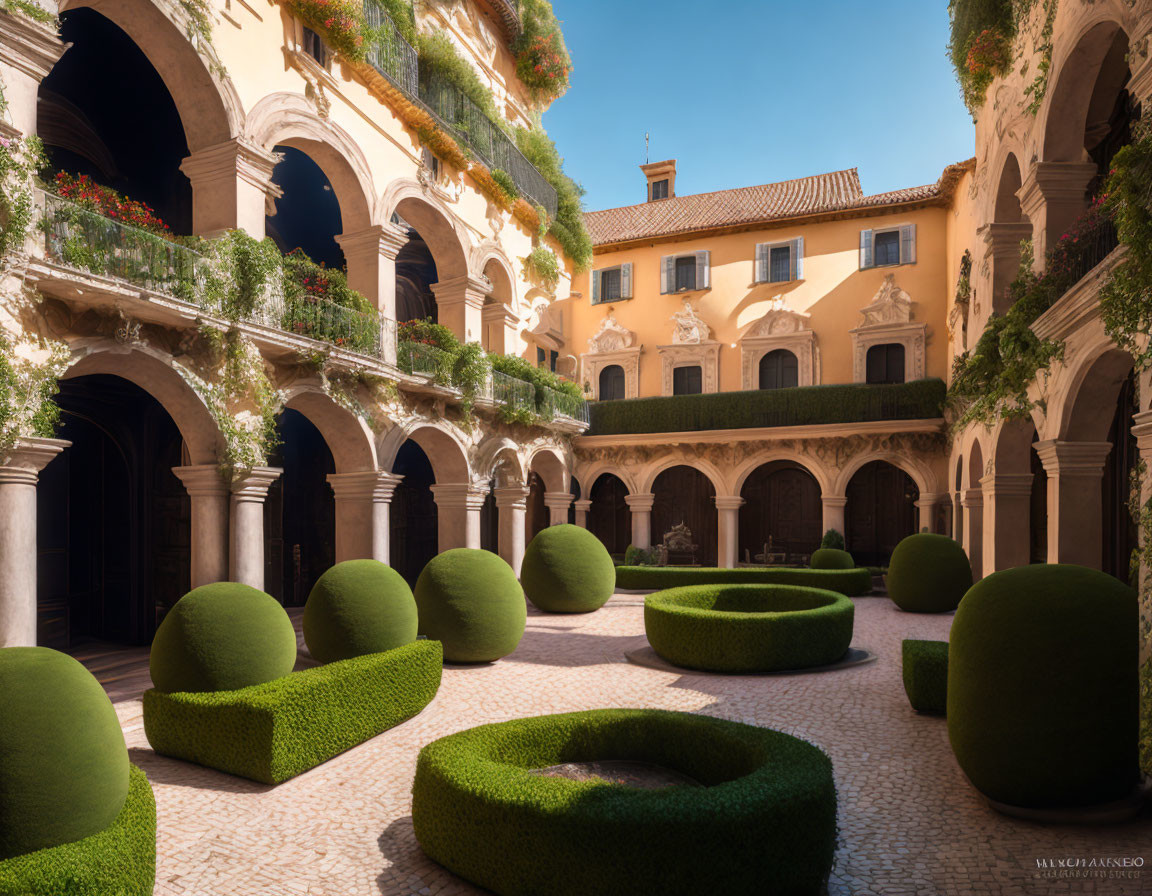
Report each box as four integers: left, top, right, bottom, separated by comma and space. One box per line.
0, 765, 155, 896
521, 524, 615, 613
143, 640, 442, 784
902, 640, 948, 716
616, 565, 873, 596
887, 533, 972, 613
644, 586, 854, 673
412, 709, 836, 896
810, 548, 854, 570
587, 379, 945, 436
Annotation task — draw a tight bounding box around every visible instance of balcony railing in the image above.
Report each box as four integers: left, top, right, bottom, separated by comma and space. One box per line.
362, 0, 418, 95
540, 385, 589, 424
492, 369, 536, 413
1064, 218, 1119, 288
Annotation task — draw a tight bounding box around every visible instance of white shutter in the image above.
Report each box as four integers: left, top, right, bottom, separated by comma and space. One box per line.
755, 244, 769, 283
900, 223, 917, 264
859, 230, 874, 269
621, 263, 633, 298
591, 269, 601, 304
792, 237, 804, 280
695, 250, 710, 289
660, 256, 673, 294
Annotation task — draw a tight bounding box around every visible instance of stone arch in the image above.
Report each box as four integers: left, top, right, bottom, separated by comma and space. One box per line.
833, 451, 934, 498
473, 244, 518, 305
381, 179, 471, 281
967, 440, 985, 491
474, 436, 527, 485
730, 451, 832, 497
379, 420, 471, 483
59, 0, 242, 152
62, 343, 222, 465
990, 416, 1037, 476
281, 385, 377, 473
1056, 343, 1136, 442
576, 462, 638, 496
993, 152, 1026, 223
247, 94, 376, 232
526, 445, 569, 493
639, 455, 726, 497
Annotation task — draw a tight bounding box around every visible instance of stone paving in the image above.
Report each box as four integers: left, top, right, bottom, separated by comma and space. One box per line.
100, 594, 1152, 896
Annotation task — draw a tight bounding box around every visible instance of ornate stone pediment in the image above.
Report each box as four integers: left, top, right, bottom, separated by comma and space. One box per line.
858, 275, 914, 328
587, 313, 635, 354
670, 298, 711, 344
744, 303, 811, 338
739, 300, 819, 389
849, 275, 927, 383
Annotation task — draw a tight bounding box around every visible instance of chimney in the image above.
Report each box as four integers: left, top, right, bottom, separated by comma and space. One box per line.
641, 159, 676, 202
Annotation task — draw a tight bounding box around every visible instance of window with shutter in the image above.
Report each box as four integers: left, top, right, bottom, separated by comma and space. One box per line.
599, 365, 626, 401
651, 179, 669, 200
900, 224, 917, 264
793, 237, 804, 280
695, 251, 710, 289
865, 343, 906, 384
755, 244, 770, 283
599, 268, 621, 303
620, 263, 633, 298
759, 349, 799, 390
859, 230, 874, 269
874, 230, 901, 267
675, 256, 697, 291
769, 246, 791, 283
302, 27, 329, 66
661, 256, 675, 294
673, 365, 703, 395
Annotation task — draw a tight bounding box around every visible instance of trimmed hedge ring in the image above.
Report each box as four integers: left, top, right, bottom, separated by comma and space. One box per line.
644, 585, 854, 673
412, 709, 836, 896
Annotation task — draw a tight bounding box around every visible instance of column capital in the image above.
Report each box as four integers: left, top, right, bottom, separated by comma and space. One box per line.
334, 223, 409, 261
180, 138, 283, 196
493, 485, 531, 508
978, 221, 1034, 259
544, 491, 574, 510
0, 437, 69, 482
977, 474, 1034, 498
431, 274, 491, 309
1018, 160, 1099, 212
961, 488, 984, 508
914, 491, 948, 506
1132, 410, 1152, 453
231, 467, 282, 501
173, 464, 230, 497
482, 303, 520, 326
713, 495, 746, 512
326, 470, 403, 502
1034, 440, 1113, 477
573, 499, 593, 512
431, 482, 489, 511
624, 493, 656, 512
820, 494, 848, 509
0, 8, 65, 82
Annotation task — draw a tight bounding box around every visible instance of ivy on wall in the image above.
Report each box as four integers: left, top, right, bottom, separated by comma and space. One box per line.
515, 125, 592, 271
0, 330, 69, 458
0, 122, 45, 262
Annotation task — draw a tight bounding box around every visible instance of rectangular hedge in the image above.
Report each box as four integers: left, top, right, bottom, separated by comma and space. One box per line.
615, 566, 874, 596
0, 764, 155, 896
143, 639, 443, 784
587, 379, 946, 436
902, 639, 949, 715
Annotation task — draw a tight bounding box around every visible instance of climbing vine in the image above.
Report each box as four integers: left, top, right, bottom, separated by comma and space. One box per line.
0, 329, 68, 458
523, 244, 560, 290
0, 0, 57, 26
0, 129, 45, 263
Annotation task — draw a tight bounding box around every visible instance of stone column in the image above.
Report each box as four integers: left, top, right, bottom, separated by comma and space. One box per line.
573, 499, 592, 529
431, 275, 489, 345
494, 486, 530, 576
952, 491, 964, 542
482, 303, 520, 355
714, 496, 745, 569
821, 495, 847, 538
914, 492, 946, 535
978, 222, 1034, 315
1017, 161, 1099, 263
0, 9, 65, 139
431, 483, 489, 551
979, 473, 1034, 573
961, 488, 984, 580
0, 438, 68, 647
173, 465, 230, 588
180, 138, 282, 239
229, 467, 281, 590
327, 471, 403, 565
1034, 440, 1112, 568
334, 224, 408, 366
625, 493, 656, 550
544, 492, 574, 526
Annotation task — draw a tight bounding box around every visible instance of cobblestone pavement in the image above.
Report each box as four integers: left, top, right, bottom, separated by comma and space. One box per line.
102, 594, 1152, 896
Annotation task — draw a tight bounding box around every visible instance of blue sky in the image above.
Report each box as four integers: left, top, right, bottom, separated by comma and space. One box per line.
542, 0, 974, 212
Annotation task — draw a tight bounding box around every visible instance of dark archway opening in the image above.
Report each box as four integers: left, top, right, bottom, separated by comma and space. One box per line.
1029, 434, 1048, 563
393, 218, 439, 323
1102, 370, 1139, 583
527, 472, 548, 541
739, 461, 821, 563
38, 8, 192, 232
480, 479, 499, 553
390, 440, 437, 585
267, 145, 345, 268
36, 375, 190, 649
264, 409, 335, 607
599, 365, 625, 401
589, 473, 629, 557
652, 466, 717, 566
846, 461, 918, 566
758, 349, 798, 390
865, 343, 905, 384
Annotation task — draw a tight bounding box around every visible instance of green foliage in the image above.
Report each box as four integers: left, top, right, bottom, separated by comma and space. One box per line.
414, 548, 526, 662
286, 0, 373, 60
397, 320, 490, 416
417, 31, 505, 131
948, 564, 1139, 808
0, 132, 44, 260
144, 640, 442, 784
411, 708, 837, 896
490, 168, 519, 205
644, 585, 854, 674
820, 529, 845, 551
0, 332, 68, 457
616, 565, 873, 596
1022, 0, 1057, 116
513, 0, 571, 103
810, 548, 854, 571
149, 583, 298, 694
376, 0, 415, 44
521, 525, 615, 613
902, 640, 949, 716
514, 125, 593, 271
0, 648, 129, 860
0, 765, 155, 896
0, 0, 57, 26
203, 229, 284, 321
1141, 656, 1151, 776
590, 379, 946, 436
624, 544, 662, 567
303, 560, 418, 663
947, 0, 1014, 110
887, 533, 972, 613
523, 244, 560, 290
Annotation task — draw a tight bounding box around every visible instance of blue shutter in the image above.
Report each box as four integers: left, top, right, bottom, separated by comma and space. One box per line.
859, 230, 874, 269
755, 244, 769, 283
900, 223, 917, 264
661, 256, 674, 294
792, 237, 804, 280
695, 250, 710, 289
591, 269, 601, 304
621, 263, 633, 298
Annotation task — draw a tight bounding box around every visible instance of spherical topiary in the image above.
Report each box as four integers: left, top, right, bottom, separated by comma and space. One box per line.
948, 564, 1138, 810
810, 548, 855, 570
414, 549, 525, 662
150, 583, 297, 693
0, 647, 129, 859
886, 533, 972, 613
303, 560, 418, 663
521, 524, 615, 613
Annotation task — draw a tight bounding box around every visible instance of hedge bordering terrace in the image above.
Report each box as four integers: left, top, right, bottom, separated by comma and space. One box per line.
586, 379, 945, 436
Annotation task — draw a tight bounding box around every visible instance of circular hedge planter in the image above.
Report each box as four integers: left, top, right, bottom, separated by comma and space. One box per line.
0, 647, 129, 860
412, 709, 836, 896
414, 549, 526, 663
150, 583, 297, 693
521, 524, 615, 613
948, 564, 1138, 811
886, 533, 972, 613
644, 585, 854, 673
303, 559, 418, 663
810, 548, 854, 570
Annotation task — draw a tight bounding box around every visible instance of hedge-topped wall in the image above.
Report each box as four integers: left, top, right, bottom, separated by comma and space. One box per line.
586, 379, 946, 436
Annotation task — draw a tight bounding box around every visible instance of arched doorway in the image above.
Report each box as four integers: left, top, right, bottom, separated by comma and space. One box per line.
1030, 433, 1048, 563
758, 350, 798, 390
526, 472, 548, 541
599, 365, 625, 401
845, 460, 918, 566
651, 466, 717, 566
739, 461, 821, 563
480, 479, 499, 553
391, 194, 470, 328
36, 375, 191, 649
390, 440, 437, 585
1102, 369, 1138, 582
589, 473, 629, 557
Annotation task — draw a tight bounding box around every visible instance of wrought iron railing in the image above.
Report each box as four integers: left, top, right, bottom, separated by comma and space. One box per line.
398, 340, 452, 380
362, 0, 418, 95
492, 370, 536, 413
1064, 218, 1120, 288
540, 386, 590, 424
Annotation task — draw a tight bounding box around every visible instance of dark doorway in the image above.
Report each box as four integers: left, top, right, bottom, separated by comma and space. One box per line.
390, 440, 437, 585
672, 366, 703, 395
599, 364, 625, 401
652, 466, 717, 566
1029, 435, 1048, 564
845, 460, 918, 566
865, 344, 906, 384
589, 473, 630, 556
527, 472, 548, 542
739, 461, 821, 563
758, 350, 799, 390
1102, 370, 1138, 583
480, 479, 498, 553
37, 375, 190, 649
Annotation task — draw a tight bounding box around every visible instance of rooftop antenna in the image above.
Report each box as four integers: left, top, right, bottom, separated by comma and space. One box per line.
645, 132, 649, 165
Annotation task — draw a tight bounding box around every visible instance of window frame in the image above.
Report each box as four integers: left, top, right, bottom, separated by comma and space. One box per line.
650, 179, 670, 201
672, 364, 704, 395
591, 263, 632, 305
859, 224, 917, 270
754, 237, 804, 284
873, 230, 901, 268
660, 251, 711, 295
